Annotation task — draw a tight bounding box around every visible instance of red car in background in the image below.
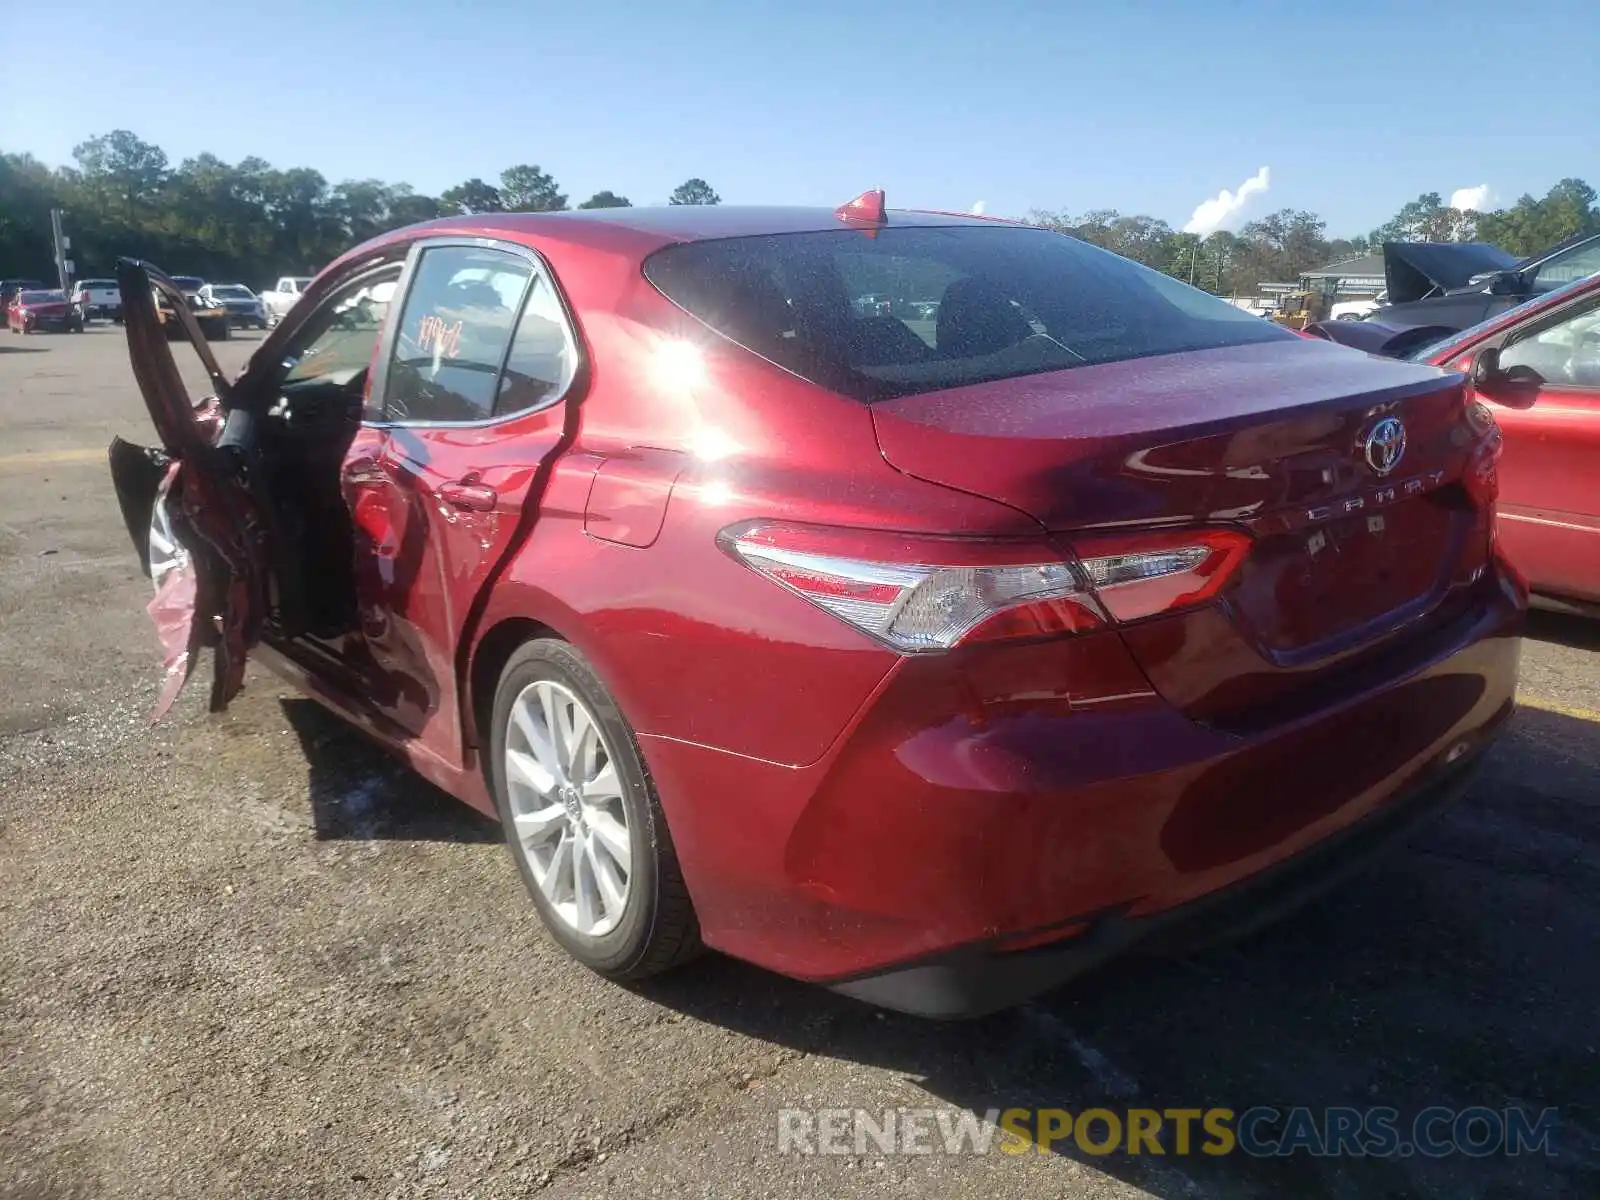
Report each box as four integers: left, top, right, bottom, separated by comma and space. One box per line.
107, 196, 1523, 1017
1413, 274, 1600, 615
7, 288, 86, 334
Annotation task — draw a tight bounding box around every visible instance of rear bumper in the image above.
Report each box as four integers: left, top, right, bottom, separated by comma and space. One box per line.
641, 562, 1524, 1010
829, 737, 1497, 1018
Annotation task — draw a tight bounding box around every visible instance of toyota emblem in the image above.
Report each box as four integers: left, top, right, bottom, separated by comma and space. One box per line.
1363, 417, 1406, 476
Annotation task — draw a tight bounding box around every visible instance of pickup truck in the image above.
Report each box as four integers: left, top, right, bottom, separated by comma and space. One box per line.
71, 279, 122, 322
259, 276, 315, 327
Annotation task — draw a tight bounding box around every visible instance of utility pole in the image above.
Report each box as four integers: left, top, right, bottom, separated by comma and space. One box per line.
49, 209, 74, 295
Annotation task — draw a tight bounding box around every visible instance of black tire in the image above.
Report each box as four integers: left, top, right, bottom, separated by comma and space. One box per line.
489, 637, 701, 980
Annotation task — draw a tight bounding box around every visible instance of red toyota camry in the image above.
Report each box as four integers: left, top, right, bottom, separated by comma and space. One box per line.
108, 195, 1524, 1017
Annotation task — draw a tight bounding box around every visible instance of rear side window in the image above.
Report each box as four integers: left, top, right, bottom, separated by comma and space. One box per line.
644, 226, 1294, 401
384, 246, 532, 422
495, 275, 578, 415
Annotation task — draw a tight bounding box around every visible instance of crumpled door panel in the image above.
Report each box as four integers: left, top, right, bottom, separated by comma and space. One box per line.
108, 259, 272, 720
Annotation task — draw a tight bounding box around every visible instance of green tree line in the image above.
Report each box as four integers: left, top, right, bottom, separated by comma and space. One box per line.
0, 130, 720, 285
1031, 177, 1598, 297
3, 130, 1596, 298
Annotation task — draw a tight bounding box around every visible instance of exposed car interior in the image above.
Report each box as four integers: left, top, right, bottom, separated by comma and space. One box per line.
250, 265, 404, 639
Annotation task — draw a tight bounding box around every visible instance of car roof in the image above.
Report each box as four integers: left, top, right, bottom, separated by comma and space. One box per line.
320, 205, 1026, 299
402, 205, 1005, 253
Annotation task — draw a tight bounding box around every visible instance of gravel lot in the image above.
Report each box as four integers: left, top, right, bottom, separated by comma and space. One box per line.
2, 326, 1596, 1199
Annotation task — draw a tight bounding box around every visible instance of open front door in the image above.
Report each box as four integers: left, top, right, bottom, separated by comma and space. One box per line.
107, 259, 271, 719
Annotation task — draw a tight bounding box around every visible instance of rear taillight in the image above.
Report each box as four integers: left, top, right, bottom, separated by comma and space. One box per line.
718, 520, 1250, 652
1068, 527, 1252, 623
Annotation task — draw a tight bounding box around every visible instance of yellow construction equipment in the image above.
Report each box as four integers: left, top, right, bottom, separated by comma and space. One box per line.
1269, 289, 1334, 331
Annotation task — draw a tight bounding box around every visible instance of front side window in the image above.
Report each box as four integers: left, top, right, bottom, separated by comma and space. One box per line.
1532, 237, 1600, 292
278, 264, 404, 390
645, 225, 1294, 402
383, 246, 533, 422
1499, 297, 1600, 389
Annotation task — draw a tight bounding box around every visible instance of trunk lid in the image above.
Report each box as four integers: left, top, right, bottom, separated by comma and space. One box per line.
870, 338, 1493, 728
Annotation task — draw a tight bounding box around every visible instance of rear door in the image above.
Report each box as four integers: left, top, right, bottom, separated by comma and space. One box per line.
356, 238, 583, 766
1456, 292, 1600, 603
107, 259, 271, 717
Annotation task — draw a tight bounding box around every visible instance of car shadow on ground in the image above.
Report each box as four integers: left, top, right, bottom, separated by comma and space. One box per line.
1527, 608, 1600, 652
279, 696, 500, 844
0, 343, 49, 353
631, 703, 1600, 1198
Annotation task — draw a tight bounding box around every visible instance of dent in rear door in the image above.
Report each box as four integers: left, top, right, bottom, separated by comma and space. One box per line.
108, 258, 270, 718
359, 241, 583, 765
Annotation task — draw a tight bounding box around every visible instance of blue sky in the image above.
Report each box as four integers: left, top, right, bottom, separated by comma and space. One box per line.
6, 0, 1595, 236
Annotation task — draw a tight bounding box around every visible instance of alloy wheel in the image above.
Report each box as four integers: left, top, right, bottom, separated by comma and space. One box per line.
147, 496, 191, 590
504, 680, 632, 937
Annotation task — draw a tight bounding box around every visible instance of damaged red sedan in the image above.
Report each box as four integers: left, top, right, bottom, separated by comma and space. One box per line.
108, 196, 1525, 1017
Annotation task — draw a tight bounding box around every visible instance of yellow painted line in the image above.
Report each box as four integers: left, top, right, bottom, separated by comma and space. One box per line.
0, 447, 107, 469
1517, 693, 1600, 723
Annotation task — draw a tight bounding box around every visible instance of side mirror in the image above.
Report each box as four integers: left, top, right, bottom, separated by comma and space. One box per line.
1485, 271, 1526, 297
1469, 347, 1540, 409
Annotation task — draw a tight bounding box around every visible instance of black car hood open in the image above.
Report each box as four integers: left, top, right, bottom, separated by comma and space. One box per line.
1383, 241, 1519, 304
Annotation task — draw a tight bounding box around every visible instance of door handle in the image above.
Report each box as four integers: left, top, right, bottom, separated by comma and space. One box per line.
439, 479, 498, 512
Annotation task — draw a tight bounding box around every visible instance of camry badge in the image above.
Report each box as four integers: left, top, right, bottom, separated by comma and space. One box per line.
1363, 417, 1406, 476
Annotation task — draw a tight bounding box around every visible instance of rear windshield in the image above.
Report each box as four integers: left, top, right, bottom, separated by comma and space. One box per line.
644, 225, 1295, 401
19, 291, 62, 304
211, 285, 253, 298
173, 277, 204, 290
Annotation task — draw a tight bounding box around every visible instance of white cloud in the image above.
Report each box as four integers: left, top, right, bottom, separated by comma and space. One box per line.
1183, 167, 1271, 235
1449, 184, 1494, 212
970, 200, 987, 216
